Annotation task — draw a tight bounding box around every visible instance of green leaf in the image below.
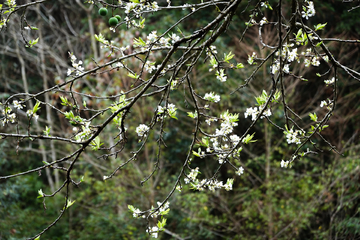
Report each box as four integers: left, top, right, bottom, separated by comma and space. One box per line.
64, 199, 76, 210
43, 126, 51, 136
236, 63, 244, 69
187, 111, 198, 119
242, 133, 257, 144
314, 23, 327, 31
90, 136, 103, 150
133, 37, 146, 47
31, 26, 39, 30
29, 37, 39, 47
316, 41, 323, 47
128, 205, 136, 212
34, 236, 41, 240
157, 217, 167, 229
201, 137, 209, 147
160, 208, 170, 215
128, 72, 139, 79
223, 51, 235, 63
33, 101, 41, 113
309, 112, 318, 122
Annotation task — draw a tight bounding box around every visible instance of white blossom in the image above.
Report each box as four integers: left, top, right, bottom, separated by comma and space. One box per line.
147, 31, 158, 44
311, 57, 320, 66
13, 100, 24, 110
259, 17, 268, 26
26, 110, 39, 122
287, 48, 298, 62
285, 128, 301, 145
281, 160, 290, 168
324, 77, 335, 86
136, 124, 149, 137
171, 33, 180, 44
244, 107, 258, 121
204, 92, 220, 103
205, 118, 217, 126
224, 178, 233, 191
236, 166, 244, 176
216, 69, 227, 82
302, 1, 315, 19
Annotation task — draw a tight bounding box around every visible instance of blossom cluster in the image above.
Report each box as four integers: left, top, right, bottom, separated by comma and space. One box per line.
157, 103, 177, 120
0, 100, 26, 126
74, 121, 92, 142
320, 99, 333, 110
244, 106, 271, 121
204, 92, 220, 103
216, 69, 227, 82
133, 31, 181, 50
1, 106, 16, 126
26, 109, 39, 122
128, 201, 170, 238
67, 52, 84, 76
151, 201, 170, 218
302, 1, 316, 20
136, 124, 150, 137
185, 172, 235, 192
123, 0, 159, 16
284, 128, 302, 145
280, 160, 290, 168
324, 77, 335, 86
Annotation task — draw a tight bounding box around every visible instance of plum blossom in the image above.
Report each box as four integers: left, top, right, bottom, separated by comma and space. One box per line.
204, 92, 220, 103
216, 69, 227, 82
324, 77, 335, 86
281, 160, 290, 168
136, 124, 149, 137
285, 128, 301, 145
236, 166, 244, 176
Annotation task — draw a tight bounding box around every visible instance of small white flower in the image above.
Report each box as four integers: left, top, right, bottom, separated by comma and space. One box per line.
311, 57, 320, 66
283, 64, 290, 73
204, 92, 220, 103
280, 160, 290, 168
171, 33, 180, 44
136, 124, 149, 137
320, 100, 327, 108
147, 31, 158, 44
287, 48, 298, 62
259, 17, 268, 26
271, 62, 280, 75
285, 128, 301, 145
322, 55, 329, 62
236, 166, 244, 176
13, 100, 24, 110
324, 77, 335, 86
244, 107, 258, 121
216, 69, 227, 82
